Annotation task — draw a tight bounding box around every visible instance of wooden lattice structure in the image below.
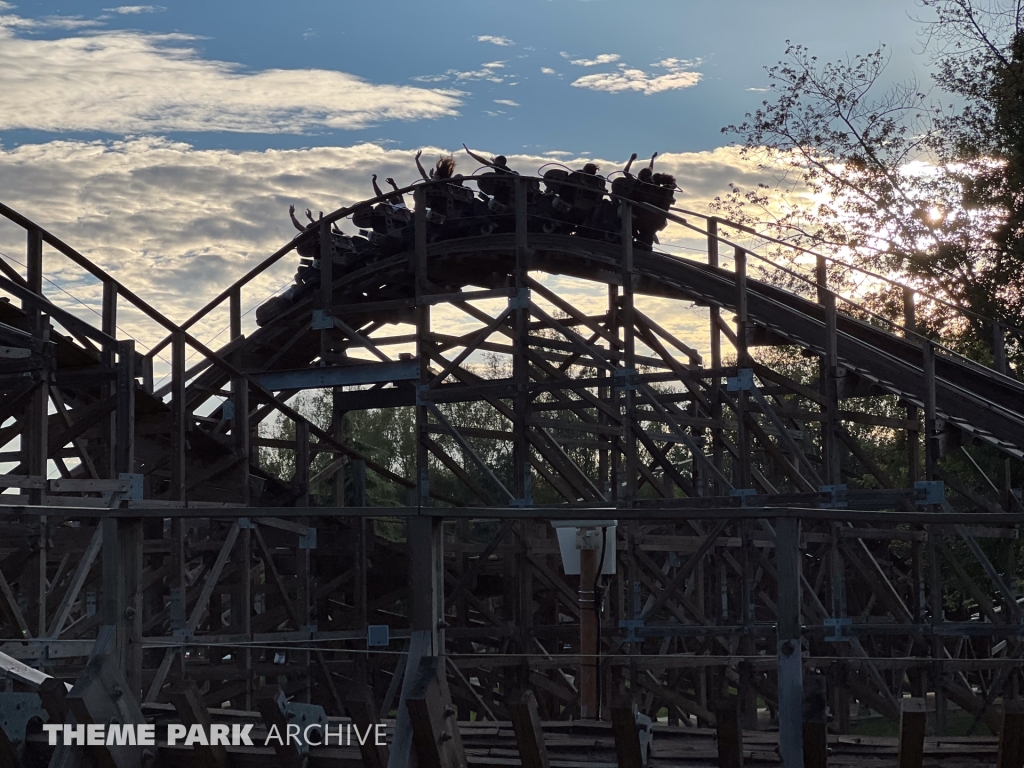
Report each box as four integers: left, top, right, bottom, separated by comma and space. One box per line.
1, 168, 1023, 767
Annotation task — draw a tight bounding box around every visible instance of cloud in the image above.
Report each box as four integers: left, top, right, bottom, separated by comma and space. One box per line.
103, 5, 165, 13
540, 67, 557, 75
572, 68, 702, 94
564, 53, 621, 67
746, 86, 770, 92
570, 56, 702, 95
413, 61, 507, 84
0, 15, 461, 134
0, 141, 783, 365
493, 99, 519, 107
0, 9, 102, 30
477, 35, 514, 46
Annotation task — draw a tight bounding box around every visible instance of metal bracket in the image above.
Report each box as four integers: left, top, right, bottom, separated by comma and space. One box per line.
367, 624, 390, 647
311, 309, 334, 330
221, 400, 235, 421
509, 497, 535, 508
237, 517, 256, 530
727, 368, 754, 392
914, 480, 945, 506
508, 288, 531, 310
415, 384, 430, 406
298, 527, 317, 549
117, 472, 144, 501
278, 693, 328, 756
818, 484, 848, 509
635, 708, 654, 766
824, 617, 852, 642
730, 488, 758, 507
0, 693, 47, 754
619, 619, 645, 643
613, 367, 638, 391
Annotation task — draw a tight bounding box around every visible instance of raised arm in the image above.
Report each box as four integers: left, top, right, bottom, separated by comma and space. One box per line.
371, 173, 385, 200
648, 151, 658, 170
414, 149, 430, 181
623, 152, 638, 176
385, 178, 407, 208
463, 143, 495, 169
288, 204, 305, 232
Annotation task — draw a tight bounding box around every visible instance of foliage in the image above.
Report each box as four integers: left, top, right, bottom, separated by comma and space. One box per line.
720, 0, 1024, 368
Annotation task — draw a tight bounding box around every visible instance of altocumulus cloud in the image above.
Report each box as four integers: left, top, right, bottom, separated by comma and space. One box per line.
0, 11, 462, 134
0, 141, 774, 355
569, 56, 703, 95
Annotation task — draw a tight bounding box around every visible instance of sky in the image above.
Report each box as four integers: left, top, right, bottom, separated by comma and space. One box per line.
0, 0, 930, 360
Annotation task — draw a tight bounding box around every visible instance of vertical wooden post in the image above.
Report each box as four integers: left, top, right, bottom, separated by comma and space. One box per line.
170, 331, 187, 502
410, 186, 443, 658
734, 247, 752, 490
620, 200, 637, 504
734, 246, 749, 367
513, 176, 532, 504
803, 673, 828, 768
101, 280, 118, 479
922, 340, 946, 733
23, 229, 48, 637
922, 341, 937, 481
708, 219, 724, 494
611, 696, 646, 768
816, 255, 840, 484
230, 285, 242, 341
579, 543, 599, 719
897, 698, 927, 768
510, 689, 551, 768
777, 517, 804, 768
294, 420, 312, 702
998, 700, 1024, 768
716, 697, 744, 768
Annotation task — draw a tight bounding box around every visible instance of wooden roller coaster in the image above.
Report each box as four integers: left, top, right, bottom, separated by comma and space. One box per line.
1, 166, 1023, 767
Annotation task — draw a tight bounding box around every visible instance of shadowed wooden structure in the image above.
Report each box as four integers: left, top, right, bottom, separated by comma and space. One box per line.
1, 168, 1023, 767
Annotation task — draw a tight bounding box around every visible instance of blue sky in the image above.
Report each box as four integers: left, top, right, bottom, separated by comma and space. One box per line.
2, 0, 925, 154
0, 0, 927, 353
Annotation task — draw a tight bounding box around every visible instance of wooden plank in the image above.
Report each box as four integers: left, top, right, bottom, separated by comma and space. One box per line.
167, 679, 226, 768
509, 689, 550, 768
897, 698, 927, 768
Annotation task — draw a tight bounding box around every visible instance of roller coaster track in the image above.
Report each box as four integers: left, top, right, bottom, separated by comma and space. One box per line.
1, 171, 1023, 764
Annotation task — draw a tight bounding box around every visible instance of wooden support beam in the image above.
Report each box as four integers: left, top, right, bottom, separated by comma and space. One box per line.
897, 697, 927, 768
168, 679, 227, 768
256, 687, 304, 768
999, 700, 1024, 768
65, 652, 147, 768
405, 655, 468, 768
509, 689, 550, 768
346, 686, 390, 768
803, 673, 828, 768
716, 697, 744, 768
610, 696, 646, 768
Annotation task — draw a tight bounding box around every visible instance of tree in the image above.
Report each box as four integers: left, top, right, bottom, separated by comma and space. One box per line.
720, 0, 1024, 370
